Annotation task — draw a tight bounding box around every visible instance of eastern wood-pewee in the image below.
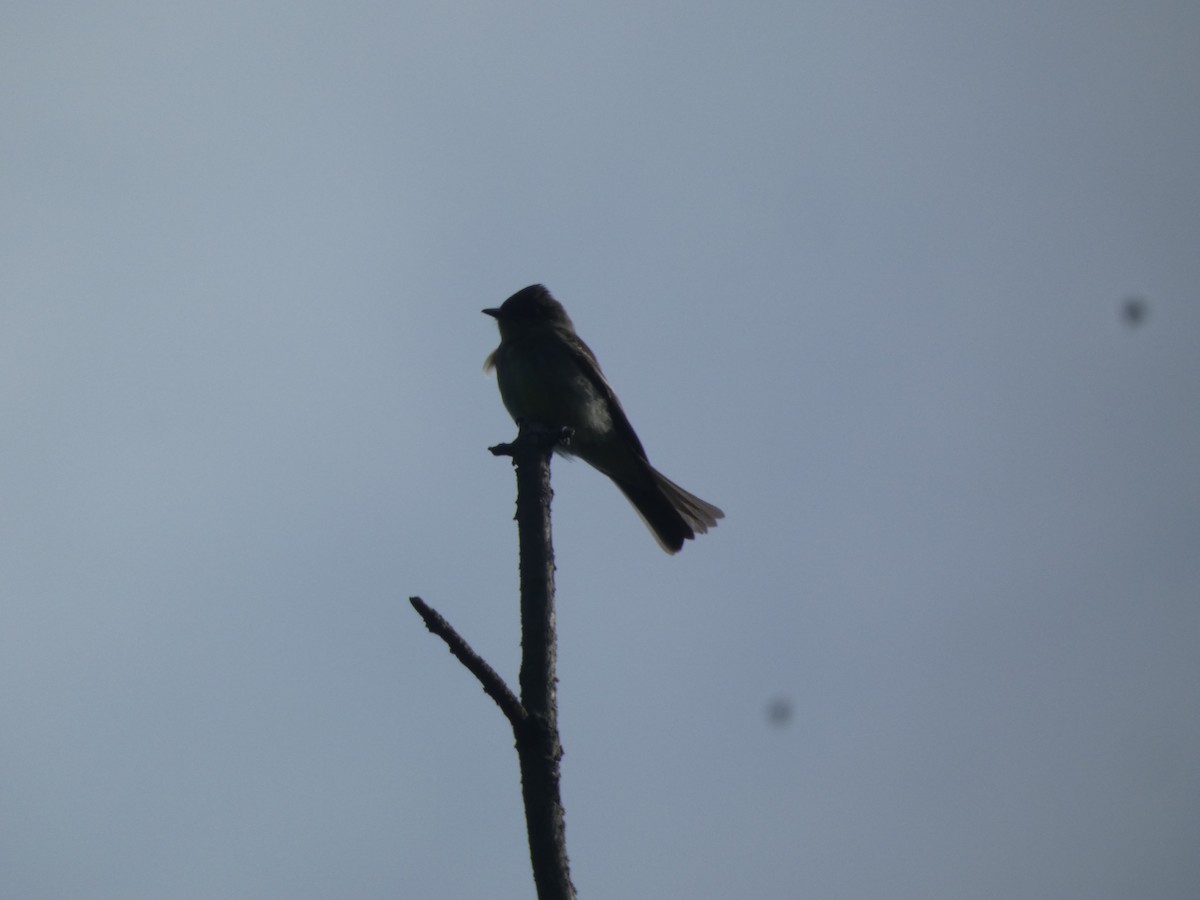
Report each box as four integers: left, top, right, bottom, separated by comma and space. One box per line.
484, 284, 723, 553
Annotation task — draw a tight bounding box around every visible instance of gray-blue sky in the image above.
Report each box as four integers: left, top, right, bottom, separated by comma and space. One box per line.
2, 3, 1198, 898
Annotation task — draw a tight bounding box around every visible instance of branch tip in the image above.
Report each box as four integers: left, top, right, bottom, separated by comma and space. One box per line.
407, 595, 525, 726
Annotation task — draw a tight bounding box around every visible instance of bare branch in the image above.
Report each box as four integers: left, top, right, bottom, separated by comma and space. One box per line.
506, 428, 576, 900
409, 418, 577, 900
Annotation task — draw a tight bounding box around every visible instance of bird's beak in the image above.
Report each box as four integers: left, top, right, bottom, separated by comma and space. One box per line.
482, 308, 501, 319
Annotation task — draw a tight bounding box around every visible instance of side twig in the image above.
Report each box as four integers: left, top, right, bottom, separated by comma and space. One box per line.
408, 596, 524, 727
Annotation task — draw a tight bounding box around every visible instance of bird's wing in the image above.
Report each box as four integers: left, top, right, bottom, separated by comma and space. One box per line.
559, 328, 649, 462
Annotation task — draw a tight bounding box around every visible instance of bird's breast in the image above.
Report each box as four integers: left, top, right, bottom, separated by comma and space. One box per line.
495, 341, 612, 440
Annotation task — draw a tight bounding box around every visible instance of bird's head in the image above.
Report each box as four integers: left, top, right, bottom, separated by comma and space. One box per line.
483, 284, 574, 340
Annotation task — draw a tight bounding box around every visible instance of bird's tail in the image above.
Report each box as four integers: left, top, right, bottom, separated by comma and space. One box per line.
614, 465, 724, 554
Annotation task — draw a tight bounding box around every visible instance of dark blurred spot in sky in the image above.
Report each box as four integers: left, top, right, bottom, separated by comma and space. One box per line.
1121, 296, 1148, 328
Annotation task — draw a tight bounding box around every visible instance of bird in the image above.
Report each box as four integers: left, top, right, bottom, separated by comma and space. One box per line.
484, 284, 723, 553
